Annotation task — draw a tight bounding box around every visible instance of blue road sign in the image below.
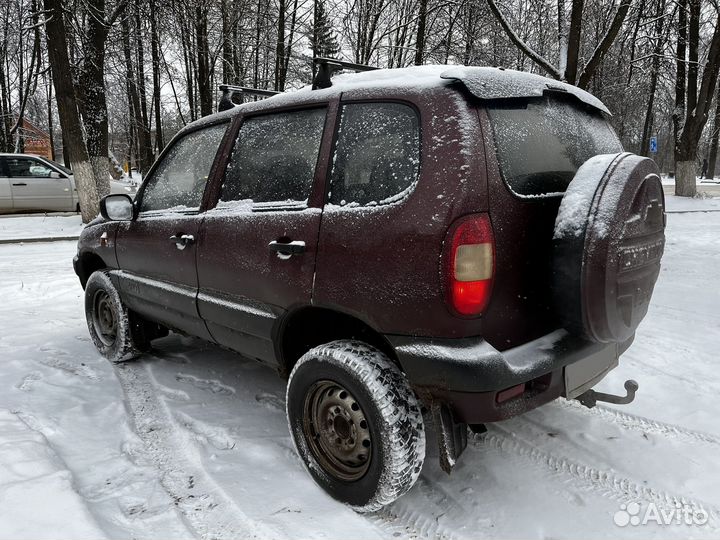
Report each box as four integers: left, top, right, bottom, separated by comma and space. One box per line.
649, 136, 658, 153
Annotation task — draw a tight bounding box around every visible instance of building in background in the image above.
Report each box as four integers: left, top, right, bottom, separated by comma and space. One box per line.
15, 117, 53, 160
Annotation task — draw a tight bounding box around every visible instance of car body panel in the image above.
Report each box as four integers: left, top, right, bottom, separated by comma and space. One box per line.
196, 99, 338, 366
115, 212, 211, 340
312, 85, 489, 338
0, 176, 11, 211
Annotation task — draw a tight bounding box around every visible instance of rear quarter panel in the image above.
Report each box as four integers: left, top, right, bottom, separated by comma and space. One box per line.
312, 85, 489, 338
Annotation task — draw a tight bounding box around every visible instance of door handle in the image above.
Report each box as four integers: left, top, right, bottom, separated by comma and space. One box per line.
170, 234, 195, 250
268, 240, 306, 257
12, 182, 27, 186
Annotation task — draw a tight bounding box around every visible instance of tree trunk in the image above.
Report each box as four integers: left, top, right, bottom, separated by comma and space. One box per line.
134, 0, 150, 135
275, 0, 286, 90
122, 14, 152, 174
705, 88, 720, 180
640, 0, 666, 156
673, 0, 690, 195
44, 0, 100, 222
196, 6, 212, 116
150, 0, 164, 152
675, 160, 696, 197
565, 0, 585, 84
221, 0, 234, 83
414, 0, 428, 65
46, 65, 55, 161
78, 0, 112, 200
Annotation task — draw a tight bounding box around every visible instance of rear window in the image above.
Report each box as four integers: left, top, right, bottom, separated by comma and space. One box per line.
487, 97, 622, 197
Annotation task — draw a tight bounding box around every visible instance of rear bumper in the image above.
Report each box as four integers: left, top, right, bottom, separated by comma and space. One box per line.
387, 330, 633, 423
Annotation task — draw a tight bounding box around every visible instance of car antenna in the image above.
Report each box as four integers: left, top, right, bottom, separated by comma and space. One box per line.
218, 84, 281, 112
312, 57, 378, 90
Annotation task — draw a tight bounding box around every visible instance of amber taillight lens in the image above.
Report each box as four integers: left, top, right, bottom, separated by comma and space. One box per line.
444, 214, 495, 316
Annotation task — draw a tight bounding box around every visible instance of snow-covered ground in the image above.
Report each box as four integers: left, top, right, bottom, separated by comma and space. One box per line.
0, 214, 82, 242
1, 198, 719, 539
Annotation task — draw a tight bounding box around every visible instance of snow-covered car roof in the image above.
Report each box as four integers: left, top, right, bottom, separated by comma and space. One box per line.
182, 64, 610, 136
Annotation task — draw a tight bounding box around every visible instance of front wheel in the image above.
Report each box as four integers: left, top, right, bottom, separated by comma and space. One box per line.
84, 270, 144, 362
286, 340, 425, 512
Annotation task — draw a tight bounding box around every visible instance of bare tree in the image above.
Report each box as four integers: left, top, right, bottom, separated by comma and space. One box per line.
43, 0, 100, 222
673, 2, 720, 196
486, 0, 632, 89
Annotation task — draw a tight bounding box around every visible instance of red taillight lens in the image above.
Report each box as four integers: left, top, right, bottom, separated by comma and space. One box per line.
444, 214, 495, 316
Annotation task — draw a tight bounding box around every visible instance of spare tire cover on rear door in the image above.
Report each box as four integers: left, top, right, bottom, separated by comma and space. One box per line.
553, 152, 665, 343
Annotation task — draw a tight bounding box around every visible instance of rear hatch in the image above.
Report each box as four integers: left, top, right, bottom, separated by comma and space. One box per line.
480, 96, 622, 350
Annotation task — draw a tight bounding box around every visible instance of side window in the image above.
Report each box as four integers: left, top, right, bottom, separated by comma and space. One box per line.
221, 108, 326, 206
329, 103, 420, 207
141, 123, 228, 212
5, 158, 54, 178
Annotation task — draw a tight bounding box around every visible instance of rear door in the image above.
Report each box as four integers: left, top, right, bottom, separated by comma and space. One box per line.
115, 122, 229, 338
5, 156, 73, 211
196, 105, 332, 366
480, 97, 623, 349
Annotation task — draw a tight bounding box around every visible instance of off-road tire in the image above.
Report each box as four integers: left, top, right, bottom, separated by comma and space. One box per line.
85, 270, 143, 362
286, 340, 425, 512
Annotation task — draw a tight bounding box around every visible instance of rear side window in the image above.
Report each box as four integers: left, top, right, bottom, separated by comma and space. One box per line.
141, 123, 227, 212
221, 108, 326, 206
329, 102, 420, 207
488, 98, 622, 197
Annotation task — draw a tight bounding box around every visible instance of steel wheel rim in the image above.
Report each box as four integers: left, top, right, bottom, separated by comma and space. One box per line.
302, 380, 372, 481
92, 290, 117, 347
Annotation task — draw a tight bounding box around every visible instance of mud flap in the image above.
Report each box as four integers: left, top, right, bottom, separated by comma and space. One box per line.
432, 403, 467, 474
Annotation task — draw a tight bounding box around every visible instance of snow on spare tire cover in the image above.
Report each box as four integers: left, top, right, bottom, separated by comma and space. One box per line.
553, 152, 665, 344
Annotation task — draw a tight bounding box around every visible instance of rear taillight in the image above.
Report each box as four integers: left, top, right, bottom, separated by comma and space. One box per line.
444, 214, 495, 316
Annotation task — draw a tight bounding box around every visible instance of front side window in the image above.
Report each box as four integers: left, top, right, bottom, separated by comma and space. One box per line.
329, 102, 420, 207
141, 123, 228, 212
488, 97, 622, 197
221, 108, 326, 207
5, 158, 54, 178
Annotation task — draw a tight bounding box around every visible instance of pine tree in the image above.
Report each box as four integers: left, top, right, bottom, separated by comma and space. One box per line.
310, 0, 340, 61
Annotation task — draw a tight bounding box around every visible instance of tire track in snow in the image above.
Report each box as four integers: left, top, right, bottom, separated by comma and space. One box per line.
554, 398, 720, 446
477, 427, 720, 526
369, 477, 467, 540
113, 361, 284, 540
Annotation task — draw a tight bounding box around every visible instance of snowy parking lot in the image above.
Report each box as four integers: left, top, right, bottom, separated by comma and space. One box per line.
1, 196, 719, 540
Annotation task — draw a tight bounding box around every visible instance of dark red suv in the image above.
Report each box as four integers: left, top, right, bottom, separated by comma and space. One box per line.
74, 65, 665, 511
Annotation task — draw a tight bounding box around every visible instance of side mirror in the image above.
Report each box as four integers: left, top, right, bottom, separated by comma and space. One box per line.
49, 171, 62, 179
100, 194, 135, 221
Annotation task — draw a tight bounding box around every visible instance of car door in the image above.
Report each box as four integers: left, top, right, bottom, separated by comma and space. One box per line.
196, 105, 333, 367
5, 156, 73, 211
0, 159, 12, 212
114, 121, 229, 339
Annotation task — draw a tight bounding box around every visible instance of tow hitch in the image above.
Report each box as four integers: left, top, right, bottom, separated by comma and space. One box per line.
576, 379, 639, 408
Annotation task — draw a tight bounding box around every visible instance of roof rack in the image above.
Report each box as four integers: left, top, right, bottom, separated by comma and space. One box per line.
218, 84, 281, 112
312, 57, 378, 90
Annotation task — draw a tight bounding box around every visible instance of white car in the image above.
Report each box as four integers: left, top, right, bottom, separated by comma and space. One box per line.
0, 153, 138, 213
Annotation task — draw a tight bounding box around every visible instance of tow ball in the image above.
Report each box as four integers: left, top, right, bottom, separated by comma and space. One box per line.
576, 379, 639, 409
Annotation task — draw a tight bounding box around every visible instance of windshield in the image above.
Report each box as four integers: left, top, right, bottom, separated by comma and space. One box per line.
39, 157, 73, 176
487, 97, 622, 197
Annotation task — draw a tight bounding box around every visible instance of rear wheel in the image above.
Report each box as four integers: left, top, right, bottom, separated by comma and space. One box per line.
85, 270, 145, 362
286, 340, 425, 512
